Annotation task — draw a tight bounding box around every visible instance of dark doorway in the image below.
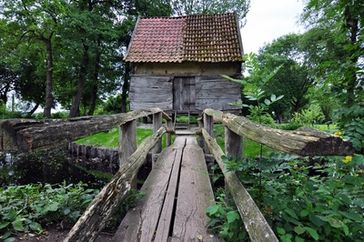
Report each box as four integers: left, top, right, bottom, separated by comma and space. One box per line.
173, 77, 196, 111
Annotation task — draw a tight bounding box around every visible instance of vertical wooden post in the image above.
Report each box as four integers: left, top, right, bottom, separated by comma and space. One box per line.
152, 112, 163, 154
203, 113, 213, 154
224, 127, 242, 160
119, 120, 137, 167
166, 119, 173, 147
224, 127, 242, 205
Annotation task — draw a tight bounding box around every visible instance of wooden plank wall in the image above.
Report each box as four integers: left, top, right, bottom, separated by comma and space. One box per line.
130, 75, 173, 110
130, 75, 241, 112
195, 76, 241, 111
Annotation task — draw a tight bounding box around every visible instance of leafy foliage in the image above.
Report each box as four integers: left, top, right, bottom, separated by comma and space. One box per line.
0, 182, 99, 241
220, 155, 364, 241
206, 188, 246, 242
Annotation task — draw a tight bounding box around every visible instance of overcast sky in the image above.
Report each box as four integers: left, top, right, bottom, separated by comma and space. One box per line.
240, 0, 305, 54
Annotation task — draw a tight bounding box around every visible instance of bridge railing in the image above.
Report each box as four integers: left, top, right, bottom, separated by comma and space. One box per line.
200, 108, 354, 242
64, 108, 172, 242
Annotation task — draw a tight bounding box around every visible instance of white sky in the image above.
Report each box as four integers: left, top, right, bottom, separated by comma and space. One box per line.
240, 0, 305, 53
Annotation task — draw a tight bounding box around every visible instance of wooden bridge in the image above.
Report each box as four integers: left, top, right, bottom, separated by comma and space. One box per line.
0, 108, 354, 242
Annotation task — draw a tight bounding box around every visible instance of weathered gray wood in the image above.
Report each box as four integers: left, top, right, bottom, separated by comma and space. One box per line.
152, 112, 163, 154
195, 76, 240, 111
0, 108, 164, 152
130, 76, 173, 111
203, 113, 213, 154
63, 127, 166, 242
154, 137, 186, 241
202, 128, 279, 242
172, 136, 219, 241
222, 112, 354, 156
225, 127, 242, 160
166, 119, 173, 146
112, 138, 185, 242
119, 120, 137, 166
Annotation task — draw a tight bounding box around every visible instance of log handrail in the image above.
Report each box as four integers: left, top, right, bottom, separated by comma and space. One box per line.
0, 108, 171, 152
64, 126, 166, 242
202, 128, 279, 242
202, 109, 354, 156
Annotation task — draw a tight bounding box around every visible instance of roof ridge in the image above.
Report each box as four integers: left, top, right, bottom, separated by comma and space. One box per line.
140, 12, 236, 20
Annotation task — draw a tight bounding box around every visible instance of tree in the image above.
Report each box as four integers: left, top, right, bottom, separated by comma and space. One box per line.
1, 0, 68, 118
170, 0, 250, 23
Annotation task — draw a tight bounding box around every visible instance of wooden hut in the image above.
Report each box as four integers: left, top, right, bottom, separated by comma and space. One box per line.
125, 13, 243, 113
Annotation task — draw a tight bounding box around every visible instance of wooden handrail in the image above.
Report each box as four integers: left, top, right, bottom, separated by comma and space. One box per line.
202, 128, 278, 242
64, 127, 166, 242
203, 109, 354, 156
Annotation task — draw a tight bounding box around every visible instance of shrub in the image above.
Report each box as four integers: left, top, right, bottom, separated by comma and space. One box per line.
0, 182, 99, 241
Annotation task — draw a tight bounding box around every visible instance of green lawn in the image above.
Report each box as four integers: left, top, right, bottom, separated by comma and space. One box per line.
75, 127, 169, 149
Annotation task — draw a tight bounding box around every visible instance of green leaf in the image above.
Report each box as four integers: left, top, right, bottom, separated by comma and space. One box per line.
226, 211, 239, 224
4, 237, 15, 242
12, 219, 25, 232
304, 227, 319, 241
29, 221, 43, 233
277, 227, 286, 235
47, 202, 59, 212
299, 210, 309, 218
0, 222, 10, 229
294, 226, 305, 235
206, 205, 220, 216
264, 99, 271, 105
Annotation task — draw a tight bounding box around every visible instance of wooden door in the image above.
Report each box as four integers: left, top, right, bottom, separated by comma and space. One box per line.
173, 77, 196, 111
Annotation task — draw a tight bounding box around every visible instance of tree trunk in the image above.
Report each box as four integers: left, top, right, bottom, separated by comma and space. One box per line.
70, 44, 89, 117
344, 5, 359, 106
43, 37, 54, 118
121, 63, 130, 113
88, 39, 101, 115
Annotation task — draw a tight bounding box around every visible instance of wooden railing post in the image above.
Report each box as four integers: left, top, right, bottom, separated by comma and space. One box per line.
152, 112, 163, 154
203, 113, 213, 154
119, 120, 137, 167
225, 127, 242, 160
166, 119, 173, 147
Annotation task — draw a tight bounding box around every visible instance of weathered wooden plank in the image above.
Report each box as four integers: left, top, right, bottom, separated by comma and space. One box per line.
202, 128, 279, 242
130, 76, 173, 111
63, 127, 166, 242
111, 143, 183, 242
222, 113, 354, 156
119, 120, 137, 166
154, 137, 186, 241
172, 136, 219, 241
196, 98, 240, 111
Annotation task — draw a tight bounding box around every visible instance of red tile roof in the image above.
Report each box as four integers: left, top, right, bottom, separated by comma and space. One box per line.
125, 13, 243, 63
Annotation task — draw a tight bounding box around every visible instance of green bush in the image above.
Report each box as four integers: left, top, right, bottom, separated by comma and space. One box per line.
207, 155, 364, 241
291, 104, 325, 126
0, 182, 99, 241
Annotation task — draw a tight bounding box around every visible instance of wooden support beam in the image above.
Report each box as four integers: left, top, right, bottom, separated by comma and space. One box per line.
166, 119, 173, 147
152, 112, 163, 154
203, 113, 213, 154
119, 120, 137, 166
225, 127, 242, 160
222, 113, 354, 156
63, 127, 166, 242
202, 128, 278, 242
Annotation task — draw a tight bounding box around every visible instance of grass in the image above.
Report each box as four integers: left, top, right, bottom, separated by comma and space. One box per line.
213, 124, 274, 158
75, 127, 168, 148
